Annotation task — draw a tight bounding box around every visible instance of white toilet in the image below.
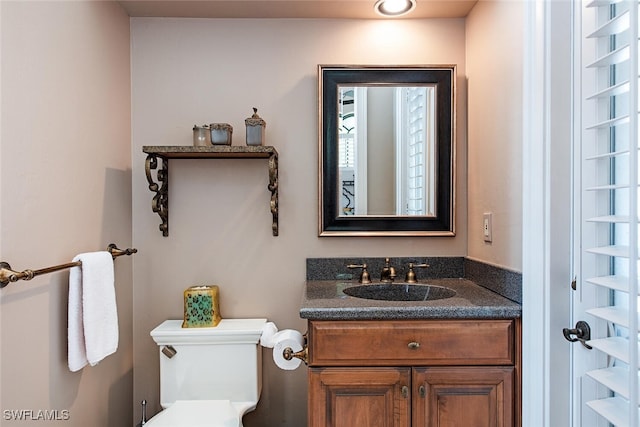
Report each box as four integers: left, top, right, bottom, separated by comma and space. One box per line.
145, 318, 267, 427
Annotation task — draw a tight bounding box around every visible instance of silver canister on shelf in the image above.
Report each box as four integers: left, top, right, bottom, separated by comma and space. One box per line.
210, 123, 233, 145
192, 125, 211, 146
245, 108, 266, 146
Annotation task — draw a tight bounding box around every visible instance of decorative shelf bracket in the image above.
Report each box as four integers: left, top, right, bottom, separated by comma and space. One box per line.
143, 146, 279, 237
267, 150, 279, 236
145, 153, 169, 236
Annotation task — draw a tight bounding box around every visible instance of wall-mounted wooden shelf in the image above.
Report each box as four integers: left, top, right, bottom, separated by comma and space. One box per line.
142, 146, 279, 237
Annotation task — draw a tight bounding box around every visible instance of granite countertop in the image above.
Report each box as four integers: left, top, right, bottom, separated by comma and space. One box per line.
300, 278, 522, 320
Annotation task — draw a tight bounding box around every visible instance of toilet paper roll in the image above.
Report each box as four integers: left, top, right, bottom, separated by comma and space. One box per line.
272, 329, 304, 370
260, 322, 279, 348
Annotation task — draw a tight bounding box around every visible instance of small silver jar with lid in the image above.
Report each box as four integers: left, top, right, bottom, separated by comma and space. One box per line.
245, 108, 266, 146
210, 123, 233, 145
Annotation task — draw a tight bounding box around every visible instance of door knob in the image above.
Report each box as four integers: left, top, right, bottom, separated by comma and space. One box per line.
562, 320, 593, 350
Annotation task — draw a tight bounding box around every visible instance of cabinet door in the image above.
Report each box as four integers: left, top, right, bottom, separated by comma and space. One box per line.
309, 367, 411, 427
413, 367, 514, 427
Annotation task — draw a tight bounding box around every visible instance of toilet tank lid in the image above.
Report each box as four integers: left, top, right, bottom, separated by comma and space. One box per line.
150, 319, 267, 345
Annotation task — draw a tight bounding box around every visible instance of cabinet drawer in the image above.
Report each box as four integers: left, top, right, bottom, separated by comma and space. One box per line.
308, 319, 514, 366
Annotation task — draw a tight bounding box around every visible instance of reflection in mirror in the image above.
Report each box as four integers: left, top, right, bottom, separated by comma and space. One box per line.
319, 65, 456, 236
337, 85, 436, 217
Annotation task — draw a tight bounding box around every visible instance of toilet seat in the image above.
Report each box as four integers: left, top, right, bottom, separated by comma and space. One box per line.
144, 400, 241, 427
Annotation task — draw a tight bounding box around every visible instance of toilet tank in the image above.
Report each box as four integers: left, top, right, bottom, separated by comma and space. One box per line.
150, 319, 267, 408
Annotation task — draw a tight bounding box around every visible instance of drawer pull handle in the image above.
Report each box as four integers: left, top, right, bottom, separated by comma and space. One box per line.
408, 341, 420, 350
419, 385, 426, 398
401, 385, 409, 398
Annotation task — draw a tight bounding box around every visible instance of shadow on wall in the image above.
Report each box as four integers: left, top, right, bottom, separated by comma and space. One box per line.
109, 369, 134, 427
102, 167, 134, 427
242, 361, 308, 427
45, 166, 134, 414
101, 168, 133, 249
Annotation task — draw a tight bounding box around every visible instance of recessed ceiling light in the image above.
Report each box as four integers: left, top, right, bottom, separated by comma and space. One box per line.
374, 0, 416, 17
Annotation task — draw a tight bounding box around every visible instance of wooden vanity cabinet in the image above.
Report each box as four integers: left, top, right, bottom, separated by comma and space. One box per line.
307, 319, 521, 427
309, 367, 411, 427
412, 366, 514, 427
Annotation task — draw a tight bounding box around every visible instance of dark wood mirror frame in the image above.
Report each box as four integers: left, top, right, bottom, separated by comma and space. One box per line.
318, 65, 456, 236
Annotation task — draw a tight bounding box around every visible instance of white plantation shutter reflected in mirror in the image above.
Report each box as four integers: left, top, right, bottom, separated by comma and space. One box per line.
338, 87, 355, 169
395, 86, 435, 216
578, 0, 639, 425
404, 87, 426, 215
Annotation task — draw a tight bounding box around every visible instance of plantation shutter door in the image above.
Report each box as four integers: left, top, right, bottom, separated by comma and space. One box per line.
577, 1, 639, 425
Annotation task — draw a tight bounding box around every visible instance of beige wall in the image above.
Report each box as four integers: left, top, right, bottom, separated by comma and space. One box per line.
0, 2, 132, 426
131, 18, 467, 426
466, 0, 524, 271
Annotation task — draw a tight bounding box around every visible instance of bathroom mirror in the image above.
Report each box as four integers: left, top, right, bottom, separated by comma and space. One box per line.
319, 65, 456, 236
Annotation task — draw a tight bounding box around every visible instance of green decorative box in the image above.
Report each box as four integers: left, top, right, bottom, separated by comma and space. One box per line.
182, 285, 221, 328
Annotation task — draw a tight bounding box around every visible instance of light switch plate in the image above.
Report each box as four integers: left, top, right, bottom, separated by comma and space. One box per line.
483, 213, 492, 242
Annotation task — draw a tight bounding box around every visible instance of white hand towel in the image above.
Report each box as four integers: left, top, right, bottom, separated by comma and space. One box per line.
68, 251, 118, 372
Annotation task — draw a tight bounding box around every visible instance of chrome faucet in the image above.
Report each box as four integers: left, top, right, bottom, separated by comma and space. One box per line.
380, 258, 397, 283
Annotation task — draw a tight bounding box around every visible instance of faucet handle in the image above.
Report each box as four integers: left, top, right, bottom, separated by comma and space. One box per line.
405, 262, 430, 283
347, 263, 372, 284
